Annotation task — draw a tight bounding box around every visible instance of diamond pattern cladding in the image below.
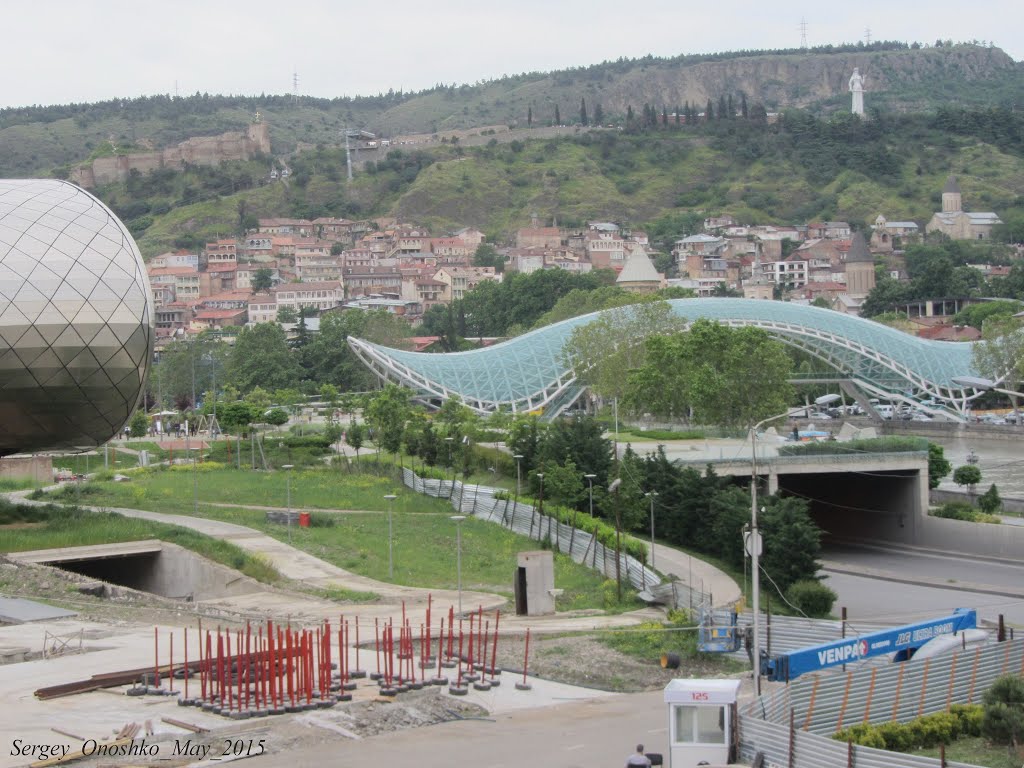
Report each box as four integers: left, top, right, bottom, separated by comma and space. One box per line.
0, 180, 154, 456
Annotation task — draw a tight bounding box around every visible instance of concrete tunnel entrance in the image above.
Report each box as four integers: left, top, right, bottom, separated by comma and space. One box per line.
772, 469, 923, 546
8, 540, 263, 602
56, 551, 161, 593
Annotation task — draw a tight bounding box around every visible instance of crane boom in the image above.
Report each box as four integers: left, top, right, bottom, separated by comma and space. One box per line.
760, 608, 977, 682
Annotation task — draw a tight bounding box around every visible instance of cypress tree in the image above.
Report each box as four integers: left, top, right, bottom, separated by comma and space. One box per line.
527, 105, 532, 126
580, 97, 588, 126
555, 104, 561, 125
706, 99, 714, 121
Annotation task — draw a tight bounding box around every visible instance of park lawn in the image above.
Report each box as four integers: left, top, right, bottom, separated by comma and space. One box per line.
41, 469, 635, 612
49, 441, 168, 476
0, 478, 36, 491
46, 465, 450, 515
915, 737, 1022, 768
0, 501, 279, 584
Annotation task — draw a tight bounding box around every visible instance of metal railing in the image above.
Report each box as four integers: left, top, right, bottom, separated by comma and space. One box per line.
402, 469, 661, 592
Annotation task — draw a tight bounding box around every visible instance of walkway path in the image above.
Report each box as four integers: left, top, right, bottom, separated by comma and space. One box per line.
4, 489, 665, 632
650, 541, 741, 608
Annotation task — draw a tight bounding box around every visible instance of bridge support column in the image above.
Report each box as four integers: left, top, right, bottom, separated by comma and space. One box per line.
767, 471, 779, 496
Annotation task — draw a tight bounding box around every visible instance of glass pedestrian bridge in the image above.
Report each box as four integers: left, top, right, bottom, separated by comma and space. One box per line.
348, 298, 982, 420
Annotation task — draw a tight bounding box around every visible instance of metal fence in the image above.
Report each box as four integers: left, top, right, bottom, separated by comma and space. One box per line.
402, 469, 662, 592
739, 638, 1022, 768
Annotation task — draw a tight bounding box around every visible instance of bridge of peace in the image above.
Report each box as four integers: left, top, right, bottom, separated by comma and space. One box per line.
349, 298, 1018, 555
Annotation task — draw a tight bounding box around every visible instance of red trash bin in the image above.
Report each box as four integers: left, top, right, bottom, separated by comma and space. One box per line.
298, 512, 311, 528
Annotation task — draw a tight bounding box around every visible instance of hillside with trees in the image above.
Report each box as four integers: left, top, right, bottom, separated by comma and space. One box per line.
0, 43, 1019, 180
49, 103, 1024, 259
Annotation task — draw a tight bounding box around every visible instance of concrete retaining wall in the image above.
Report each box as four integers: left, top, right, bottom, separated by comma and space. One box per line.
0, 456, 52, 484
931, 488, 1024, 515
139, 542, 263, 601
918, 515, 1024, 561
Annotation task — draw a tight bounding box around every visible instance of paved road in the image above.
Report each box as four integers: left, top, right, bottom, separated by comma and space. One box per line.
821, 541, 1024, 627
251, 690, 669, 768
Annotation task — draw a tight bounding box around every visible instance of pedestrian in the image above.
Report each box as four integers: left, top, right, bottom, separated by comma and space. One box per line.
625, 744, 651, 767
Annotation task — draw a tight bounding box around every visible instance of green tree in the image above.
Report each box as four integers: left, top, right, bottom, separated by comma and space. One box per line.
129, 410, 150, 438
978, 483, 1002, 515
302, 310, 410, 390
228, 323, 301, 393
152, 335, 229, 410
472, 243, 504, 272
554, 105, 561, 125
277, 306, 298, 324
251, 268, 274, 293
346, 420, 366, 463
564, 300, 685, 404
760, 496, 821, 594
579, 98, 588, 126
527, 105, 532, 127
953, 464, 983, 495
972, 316, 1024, 415
365, 384, 411, 459
264, 408, 289, 426
542, 458, 584, 509
927, 443, 952, 489
626, 320, 793, 428
593, 103, 604, 124
982, 675, 1024, 749
218, 401, 265, 431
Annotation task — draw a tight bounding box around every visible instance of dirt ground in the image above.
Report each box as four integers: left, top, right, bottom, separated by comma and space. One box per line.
1, 554, 736, 767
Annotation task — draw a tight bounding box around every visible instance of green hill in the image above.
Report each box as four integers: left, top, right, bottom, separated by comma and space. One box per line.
0, 43, 1020, 180
109, 107, 1024, 257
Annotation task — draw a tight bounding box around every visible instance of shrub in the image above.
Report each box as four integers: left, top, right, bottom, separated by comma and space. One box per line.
932, 501, 976, 521
950, 704, 984, 737
908, 711, 957, 748
977, 483, 1002, 515
982, 674, 1024, 746
785, 579, 837, 618
265, 408, 289, 426
875, 720, 913, 751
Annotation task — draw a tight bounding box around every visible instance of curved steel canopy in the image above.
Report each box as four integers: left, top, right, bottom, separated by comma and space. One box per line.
348, 298, 981, 419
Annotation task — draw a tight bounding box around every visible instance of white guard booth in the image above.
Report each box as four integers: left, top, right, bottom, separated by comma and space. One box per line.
663, 678, 741, 767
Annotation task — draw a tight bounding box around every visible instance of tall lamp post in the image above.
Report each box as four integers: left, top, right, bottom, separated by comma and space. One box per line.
514, 454, 524, 497
282, 464, 294, 544
384, 494, 397, 579
584, 473, 596, 517
445, 437, 455, 499
645, 490, 658, 569
451, 515, 466, 614
608, 478, 622, 602
748, 393, 836, 697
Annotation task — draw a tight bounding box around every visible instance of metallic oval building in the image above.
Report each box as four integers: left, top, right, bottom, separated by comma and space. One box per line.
0, 180, 154, 456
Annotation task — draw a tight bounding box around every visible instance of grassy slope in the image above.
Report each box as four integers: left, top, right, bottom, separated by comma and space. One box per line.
115, 128, 1024, 257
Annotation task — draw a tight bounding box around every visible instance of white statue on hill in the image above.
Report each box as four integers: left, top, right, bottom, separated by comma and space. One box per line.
849, 68, 865, 115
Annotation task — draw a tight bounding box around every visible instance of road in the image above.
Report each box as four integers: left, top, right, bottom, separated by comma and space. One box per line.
821, 541, 1024, 627
250, 691, 669, 768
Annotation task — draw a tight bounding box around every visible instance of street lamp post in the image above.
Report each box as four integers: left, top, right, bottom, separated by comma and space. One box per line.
445, 437, 455, 500
451, 515, 466, 614
384, 494, 397, 579
584, 474, 596, 517
748, 394, 835, 697
645, 491, 658, 569
192, 450, 199, 516
282, 464, 294, 544
514, 454, 524, 497
536, 472, 545, 544
609, 478, 622, 602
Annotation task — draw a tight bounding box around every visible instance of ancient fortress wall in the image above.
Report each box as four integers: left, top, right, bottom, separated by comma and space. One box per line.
72, 123, 270, 187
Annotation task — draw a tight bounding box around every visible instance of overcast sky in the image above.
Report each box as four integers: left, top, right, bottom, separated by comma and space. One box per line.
1, 0, 1020, 109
